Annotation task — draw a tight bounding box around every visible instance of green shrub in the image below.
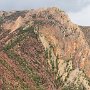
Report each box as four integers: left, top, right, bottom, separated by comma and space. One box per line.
0, 16, 3, 24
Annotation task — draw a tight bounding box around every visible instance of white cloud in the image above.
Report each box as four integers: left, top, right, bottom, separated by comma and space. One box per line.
0, 0, 54, 11
0, 0, 90, 25
54, 0, 90, 12
0, 0, 90, 12
68, 5, 90, 26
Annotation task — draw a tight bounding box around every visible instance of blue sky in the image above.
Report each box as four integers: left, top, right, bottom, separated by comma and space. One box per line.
0, 0, 90, 26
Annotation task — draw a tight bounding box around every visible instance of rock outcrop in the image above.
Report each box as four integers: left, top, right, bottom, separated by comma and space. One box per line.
0, 7, 90, 90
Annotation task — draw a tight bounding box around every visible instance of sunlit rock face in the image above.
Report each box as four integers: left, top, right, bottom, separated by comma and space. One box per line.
0, 7, 90, 90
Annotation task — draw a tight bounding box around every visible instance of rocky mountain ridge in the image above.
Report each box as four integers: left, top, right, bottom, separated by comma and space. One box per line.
0, 7, 90, 90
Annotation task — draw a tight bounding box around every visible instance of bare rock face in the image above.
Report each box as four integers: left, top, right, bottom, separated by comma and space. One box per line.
0, 7, 90, 90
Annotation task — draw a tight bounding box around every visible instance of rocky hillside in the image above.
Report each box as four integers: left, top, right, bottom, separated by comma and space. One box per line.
0, 7, 90, 90
80, 26, 90, 46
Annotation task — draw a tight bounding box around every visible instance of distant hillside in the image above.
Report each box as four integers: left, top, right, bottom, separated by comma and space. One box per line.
80, 26, 90, 46
0, 7, 90, 90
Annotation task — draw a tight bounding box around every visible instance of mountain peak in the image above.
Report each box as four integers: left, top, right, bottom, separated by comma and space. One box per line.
0, 7, 90, 90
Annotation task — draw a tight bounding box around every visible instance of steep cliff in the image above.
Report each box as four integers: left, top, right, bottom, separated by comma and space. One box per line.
0, 7, 90, 90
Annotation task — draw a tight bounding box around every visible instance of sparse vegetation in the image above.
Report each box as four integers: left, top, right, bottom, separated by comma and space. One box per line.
2, 24, 45, 90
62, 83, 86, 90
5, 50, 44, 90
0, 16, 3, 24
3, 26, 36, 51
32, 14, 36, 18
48, 15, 53, 19
45, 46, 63, 89
0, 58, 31, 90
